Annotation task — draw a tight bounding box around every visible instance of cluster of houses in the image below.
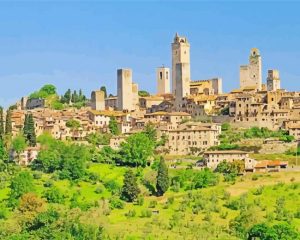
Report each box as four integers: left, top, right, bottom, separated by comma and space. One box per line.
9, 33, 298, 172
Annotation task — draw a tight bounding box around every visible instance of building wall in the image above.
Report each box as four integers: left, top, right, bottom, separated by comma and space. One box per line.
240, 48, 262, 90
157, 67, 170, 94
204, 152, 255, 170
172, 33, 190, 95
117, 69, 133, 111
267, 69, 281, 91
91, 90, 105, 111
175, 63, 190, 109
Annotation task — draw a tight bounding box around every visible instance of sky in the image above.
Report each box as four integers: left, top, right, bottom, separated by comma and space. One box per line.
0, 1, 300, 107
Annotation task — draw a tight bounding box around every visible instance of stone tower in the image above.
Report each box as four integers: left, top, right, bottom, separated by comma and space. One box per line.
91, 90, 105, 110
157, 66, 170, 95
172, 33, 191, 96
240, 48, 262, 91
267, 69, 281, 91
117, 68, 133, 111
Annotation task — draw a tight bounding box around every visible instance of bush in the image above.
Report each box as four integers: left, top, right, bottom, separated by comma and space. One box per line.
109, 197, 124, 209
125, 209, 136, 218
33, 171, 42, 179
95, 186, 103, 194
104, 179, 120, 194
137, 196, 144, 206
251, 175, 259, 181
148, 200, 157, 208
167, 196, 175, 205
253, 186, 264, 195
140, 209, 152, 218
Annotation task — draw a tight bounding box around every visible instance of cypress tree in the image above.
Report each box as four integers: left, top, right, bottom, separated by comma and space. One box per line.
0, 106, 4, 138
100, 86, 107, 98
5, 109, 12, 135
156, 157, 169, 196
27, 114, 36, 147
23, 114, 36, 147
121, 169, 140, 202
23, 114, 29, 137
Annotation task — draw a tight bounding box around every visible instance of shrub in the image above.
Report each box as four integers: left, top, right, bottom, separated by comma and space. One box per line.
167, 196, 175, 205
104, 179, 120, 194
148, 200, 157, 208
125, 209, 136, 218
33, 171, 42, 179
109, 197, 124, 209
253, 186, 264, 195
137, 196, 144, 206
141, 209, 152, 218
251, 175, 259, 181
220, 211, 228, 219
95, 186, 103, 194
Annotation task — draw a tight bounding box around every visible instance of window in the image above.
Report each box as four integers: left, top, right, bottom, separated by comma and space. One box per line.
160, 72, 163, 80
166, 71, 169, 79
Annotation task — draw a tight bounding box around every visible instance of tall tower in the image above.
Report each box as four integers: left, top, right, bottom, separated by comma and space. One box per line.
267, 69, 281, 91
117, 69, 133, 111
91, 90, 105, 110
240, 48, 262, 91
172, 33, 191, 96
157, 66, 170, 95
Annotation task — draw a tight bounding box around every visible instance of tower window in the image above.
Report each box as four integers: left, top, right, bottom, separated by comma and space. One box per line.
160, 72, 163, 80
166, 71, 169, 79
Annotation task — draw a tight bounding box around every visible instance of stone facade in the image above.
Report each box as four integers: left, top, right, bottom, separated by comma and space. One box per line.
240, 48, 262, 91
172, 33, 190, 109
190, 78, 223, 96
157, 66, 170, 95
117, 69, 139, 111
204, 150, 256, 170
91, 90, 105, 111
267, 69, 281, 91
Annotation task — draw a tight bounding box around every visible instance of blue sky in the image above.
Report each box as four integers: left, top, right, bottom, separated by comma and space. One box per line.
0, 1, 300, 107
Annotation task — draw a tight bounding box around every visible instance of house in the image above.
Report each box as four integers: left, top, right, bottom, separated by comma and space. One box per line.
254, 160, 288, 172
11, 146, 40, 166
203, 150, 256, 171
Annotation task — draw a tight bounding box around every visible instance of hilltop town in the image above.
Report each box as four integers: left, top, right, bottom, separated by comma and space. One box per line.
2, 33, 299, 170
1, 34, 300, 240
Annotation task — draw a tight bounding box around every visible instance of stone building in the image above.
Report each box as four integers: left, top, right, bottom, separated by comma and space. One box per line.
157, 66, 170, 95
117, 68, 139, 111
267, 70, 281, 91
162, 122, 220, 155
203, 150, 256, 170
190, 78, 223, 96
172, 33, 191, 109
91, 90, 105, 111
240, 48, 262, 91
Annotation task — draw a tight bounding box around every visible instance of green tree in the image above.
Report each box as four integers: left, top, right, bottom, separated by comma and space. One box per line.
66, 119, 81, 130
247, 222, 299, 240
138, 90, 150, 97
0, 106, 4, 138
72, 90, 78, 103
100, 86, 107, 98
23, 114, 36, 147
156, 157, 169, 196
33, 149, 61, 173
43, 186, 64, 204
121, 169, 140, 202
108, 117, 120, 135
120, 132, 155, 167
144, 123, 157, 142
193, 168, 219, 189
62, 89, 71, 103
12, 134, 27, 160
5, 109, 12, 135
8, 171, 35, 207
